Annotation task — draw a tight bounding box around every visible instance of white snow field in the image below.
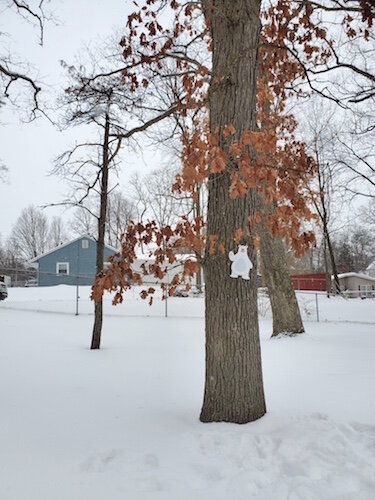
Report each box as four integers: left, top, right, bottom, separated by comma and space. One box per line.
1, 286, 375, 500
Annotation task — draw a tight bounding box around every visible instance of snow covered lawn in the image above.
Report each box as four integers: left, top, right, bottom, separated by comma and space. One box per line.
1, 286, 375, 499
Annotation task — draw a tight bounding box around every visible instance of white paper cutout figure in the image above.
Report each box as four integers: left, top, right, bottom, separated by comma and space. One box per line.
229, 245, 253, 280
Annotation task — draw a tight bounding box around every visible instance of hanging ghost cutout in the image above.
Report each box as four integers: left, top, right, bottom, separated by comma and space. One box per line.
229, 245, 253, 280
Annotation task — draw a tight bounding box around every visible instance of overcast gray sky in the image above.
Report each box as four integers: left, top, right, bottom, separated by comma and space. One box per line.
0, 0, 164, 239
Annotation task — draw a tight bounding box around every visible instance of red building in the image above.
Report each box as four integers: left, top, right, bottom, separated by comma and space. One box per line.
290, 273, 326, 291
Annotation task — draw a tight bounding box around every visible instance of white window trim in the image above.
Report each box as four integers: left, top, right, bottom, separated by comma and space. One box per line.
56, 262, 70, 276
82, 239, 89, 249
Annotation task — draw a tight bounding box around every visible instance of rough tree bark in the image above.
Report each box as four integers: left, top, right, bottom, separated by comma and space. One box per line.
193, 183, 203, 292
258, 224, 305, 337
91, 113, 110, 350
200, 0, 266, 424
256, 197, 304, 337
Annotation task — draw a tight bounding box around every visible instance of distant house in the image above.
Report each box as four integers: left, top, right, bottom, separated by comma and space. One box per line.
337, 272, 375, 298
0, 274, 11, 287
131, 250, 195, 285
29, 236, 117, 287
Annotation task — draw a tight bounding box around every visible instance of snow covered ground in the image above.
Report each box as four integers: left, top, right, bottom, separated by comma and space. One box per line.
1, 286, 375, 499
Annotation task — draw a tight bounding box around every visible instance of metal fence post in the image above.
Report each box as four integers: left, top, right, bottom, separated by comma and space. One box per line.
75, 284, 79, 316
165, 282, 168, 318
315, 293, 320, 322
75, 242, 80, 316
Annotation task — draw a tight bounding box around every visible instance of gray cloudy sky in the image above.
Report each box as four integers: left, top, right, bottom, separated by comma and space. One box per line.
0, 0, 164, 239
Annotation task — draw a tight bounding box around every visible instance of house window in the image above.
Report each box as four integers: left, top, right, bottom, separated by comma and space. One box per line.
56, 262, 69, 275
82, 240, 89, 249
360, 284, 372, 298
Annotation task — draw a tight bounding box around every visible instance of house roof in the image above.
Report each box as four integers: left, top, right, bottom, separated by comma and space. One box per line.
366, 260, 375, 271
337, 272, 375, 283
28, 235, 119, 264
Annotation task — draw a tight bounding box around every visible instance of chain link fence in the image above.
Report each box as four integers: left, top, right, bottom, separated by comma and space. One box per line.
1, 281, 374, 324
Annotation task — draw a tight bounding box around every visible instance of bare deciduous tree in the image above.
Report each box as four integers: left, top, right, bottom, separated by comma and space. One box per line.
129, 165, 190, 229
361, 199, 375, 226
0, 0, 53, 116
53, 39, 183, 350
70, 205, 98, 240
335, 225, 375, 273
10, 204, 48, 261
70, 190, 134, 249
1, 1, 50, 172
106, 191, 134, 248
301, 102, 343, 295
48, 216, 67, 248
53, 62, 124, 349
333, 119, 375, 200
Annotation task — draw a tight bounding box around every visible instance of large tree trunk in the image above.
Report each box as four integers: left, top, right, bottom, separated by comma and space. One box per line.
200, 0, 266, 424
259, 225, 304, 337
91, 113, 110, 350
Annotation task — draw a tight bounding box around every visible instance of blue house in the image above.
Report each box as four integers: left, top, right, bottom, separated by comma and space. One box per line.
29, 235, 117, 287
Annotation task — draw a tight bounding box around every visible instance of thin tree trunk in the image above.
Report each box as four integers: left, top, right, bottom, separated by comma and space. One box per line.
200, 0, 266, 424
259, 225, 304, 337
317, 165, 340, 296
91, 113, 110, 350
323, 236, 331, 297
325, 228, 340, 294
196, 264, 203, 292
